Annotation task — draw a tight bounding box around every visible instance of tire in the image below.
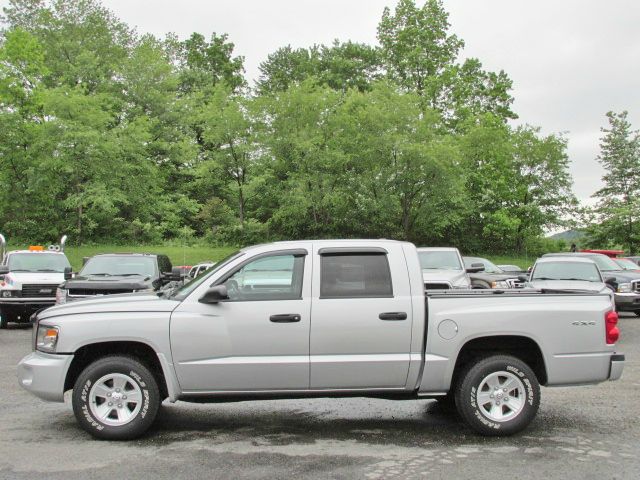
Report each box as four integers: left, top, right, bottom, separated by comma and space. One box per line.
455, 355, 540, 436
72, 355, 160, 440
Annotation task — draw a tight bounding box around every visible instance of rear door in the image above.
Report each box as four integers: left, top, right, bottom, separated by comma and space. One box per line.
309, 244, 414, 389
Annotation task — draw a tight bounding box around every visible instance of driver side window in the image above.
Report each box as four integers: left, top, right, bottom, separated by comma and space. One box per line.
221, 254, 305, 301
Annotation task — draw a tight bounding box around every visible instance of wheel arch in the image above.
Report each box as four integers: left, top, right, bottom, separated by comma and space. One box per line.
452, 335, 548, 387
64, 341, 173, 400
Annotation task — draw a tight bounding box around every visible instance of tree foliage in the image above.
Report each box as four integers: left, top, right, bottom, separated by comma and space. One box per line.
586, 111, 640, 254
0, 0, 577, 253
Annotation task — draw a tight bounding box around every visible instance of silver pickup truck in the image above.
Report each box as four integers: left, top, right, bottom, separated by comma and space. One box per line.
17, 240, 625, 440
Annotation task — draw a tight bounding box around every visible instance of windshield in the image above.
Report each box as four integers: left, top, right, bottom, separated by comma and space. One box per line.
585, 255, 621, 272
7, 253, 70, 272
170, 251, 243, 300
464, 257, 503, 274
614, 258, 639, 270
81, 256, 157, 277
418, 251, 462, 270
532, 261, 602, 282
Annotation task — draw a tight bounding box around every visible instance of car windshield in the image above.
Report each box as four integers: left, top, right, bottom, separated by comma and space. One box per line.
532, 261, 602, 282
614, 258, 639, 270
584, 255, 621, 272
81, 256, 157, 277
464, 257, 503, 274
170, 251, 243, 300
7, 253, 71, 272
418, 251, 462, 270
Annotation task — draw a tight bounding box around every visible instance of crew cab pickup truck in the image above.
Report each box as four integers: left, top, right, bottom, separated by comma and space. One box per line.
17, 240, 624, 440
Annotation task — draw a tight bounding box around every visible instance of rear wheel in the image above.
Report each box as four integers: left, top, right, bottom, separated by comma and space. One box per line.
72, 355, 160, 440
455, 355, 540, 436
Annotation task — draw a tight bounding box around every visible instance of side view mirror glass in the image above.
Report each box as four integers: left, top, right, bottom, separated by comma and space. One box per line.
604, 277, 616, 287
466, 263, 485, 273
198, 285, 228, 304
518, 274, 529, 282
0, 265, 9, 275
63, 267, 73, 280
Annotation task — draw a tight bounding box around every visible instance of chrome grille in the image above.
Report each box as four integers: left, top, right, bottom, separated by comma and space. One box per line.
21, 284, 58, 298
506, 278, 526, 289
633, 280, 640, 293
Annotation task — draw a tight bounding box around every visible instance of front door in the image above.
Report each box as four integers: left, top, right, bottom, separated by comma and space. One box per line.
170, 249, 311, 392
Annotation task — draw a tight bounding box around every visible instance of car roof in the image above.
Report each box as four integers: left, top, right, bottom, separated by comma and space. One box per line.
91, 253, 159, 258
416, 247, 459, 252
535, 256, 597, 265
542, 252, 608, 258
8, 250, 66, 255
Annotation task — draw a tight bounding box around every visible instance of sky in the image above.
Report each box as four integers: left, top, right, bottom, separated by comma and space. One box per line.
7, 0, 640, 204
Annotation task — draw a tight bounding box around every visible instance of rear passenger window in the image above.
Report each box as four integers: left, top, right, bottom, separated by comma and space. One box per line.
320, 254, 393, 298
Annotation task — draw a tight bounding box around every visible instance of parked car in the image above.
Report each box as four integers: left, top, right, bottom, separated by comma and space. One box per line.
19, 239, 624, 440
543, 252, 640, 316
56, 253, 181, 304
612, 258, 640, 272
417, 247, 472, 290
0, 234, 70, 328
526, 257, 615, 298
188, 262, 215, 279
463, 256, 524, 289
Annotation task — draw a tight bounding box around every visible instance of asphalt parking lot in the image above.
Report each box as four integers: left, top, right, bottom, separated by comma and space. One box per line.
0, 314, 638, 480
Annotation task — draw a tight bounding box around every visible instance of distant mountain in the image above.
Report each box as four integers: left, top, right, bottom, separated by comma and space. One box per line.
548, 229, 586, 241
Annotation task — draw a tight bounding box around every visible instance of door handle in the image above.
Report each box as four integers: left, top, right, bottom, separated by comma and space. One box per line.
379, 312, 407, 321
270, 314, 301, 323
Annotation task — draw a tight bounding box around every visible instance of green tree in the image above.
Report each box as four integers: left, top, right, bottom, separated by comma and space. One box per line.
588, 111, 640, 254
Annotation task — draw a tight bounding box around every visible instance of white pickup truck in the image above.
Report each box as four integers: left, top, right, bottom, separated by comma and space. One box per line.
17, 240, 624, 440
0, 235, 71, 328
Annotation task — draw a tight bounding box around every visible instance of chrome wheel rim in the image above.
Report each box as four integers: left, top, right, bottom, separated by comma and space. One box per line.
89, 373, 143, 427
476, 371, 526, 422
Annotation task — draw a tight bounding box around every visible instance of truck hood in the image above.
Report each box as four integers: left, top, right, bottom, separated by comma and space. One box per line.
528, 279, 609, 293
6, 271, 65, 285
39, 292, 180, 319
422, 269, 469, 287
600, 271, 640, 283
62, 274, 152, 291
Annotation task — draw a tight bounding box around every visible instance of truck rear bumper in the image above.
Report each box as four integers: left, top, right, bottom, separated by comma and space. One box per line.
609, 354, 625, 381
17, 351, 73, 402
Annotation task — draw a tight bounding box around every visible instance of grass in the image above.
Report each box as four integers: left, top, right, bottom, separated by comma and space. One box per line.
13, 244, 238, 271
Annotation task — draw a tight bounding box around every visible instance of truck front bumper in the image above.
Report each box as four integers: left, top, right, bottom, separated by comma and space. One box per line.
614, 292, 640, 312
17, 351, 73, 402
609, 354, 625, 381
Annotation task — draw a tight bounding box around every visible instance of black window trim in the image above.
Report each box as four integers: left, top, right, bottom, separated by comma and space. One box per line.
319, 251, 395, 300
213, 248, 308, 302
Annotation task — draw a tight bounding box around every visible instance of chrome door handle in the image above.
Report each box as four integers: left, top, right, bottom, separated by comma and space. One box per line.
379, 312, 407, 321
270, 314, 301, 323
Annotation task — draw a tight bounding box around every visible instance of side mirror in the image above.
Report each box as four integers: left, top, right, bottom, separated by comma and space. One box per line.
162, 267, 184, 283
0, 265, 9, 275
82, 256, 89, 266
63, 267, 73, 280
466, 262, 485, 273
518, 274, 529, 282
604, 277, 617, 288
198, 285, 228, 304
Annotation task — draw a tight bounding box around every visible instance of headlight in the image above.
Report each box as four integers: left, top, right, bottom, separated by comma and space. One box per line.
491, 280, 510, 289
36, 325, 59, 353
617, 283, 631, 293
56, 287, 67, 304
1, 289, 17, 297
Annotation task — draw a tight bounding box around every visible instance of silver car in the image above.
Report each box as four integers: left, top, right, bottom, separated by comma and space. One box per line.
527, 257, 615, 297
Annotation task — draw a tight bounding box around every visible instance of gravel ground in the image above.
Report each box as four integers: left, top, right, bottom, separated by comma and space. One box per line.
0, 314, 638, 479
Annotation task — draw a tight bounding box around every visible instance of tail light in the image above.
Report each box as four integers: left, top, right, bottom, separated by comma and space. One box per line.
605, 310, 619, 344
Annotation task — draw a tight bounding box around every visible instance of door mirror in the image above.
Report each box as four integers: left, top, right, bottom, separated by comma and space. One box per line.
0, 265, 9, 275
82, 256, 90, 266
604, 277, 617, 288
518, 274, 529, 282
162, 266, 184, 283
198, 285, 228, 304
63, 267, 73, 280
466, 263, 485, 273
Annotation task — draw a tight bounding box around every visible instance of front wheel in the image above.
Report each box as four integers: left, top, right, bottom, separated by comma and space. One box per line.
72, 356, 160, 440
455, 355, 540, 436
